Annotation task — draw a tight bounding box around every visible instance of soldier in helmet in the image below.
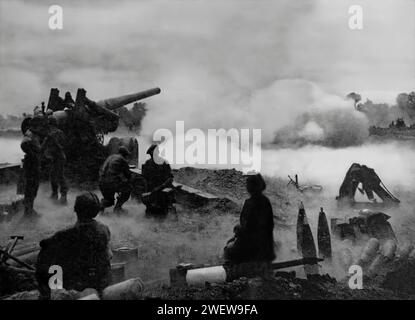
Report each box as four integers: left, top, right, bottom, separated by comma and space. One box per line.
20, 116, 47, 216
99, 146, 132, 213
41, 116, 68, 204
63, 92, 75, 109
36, 192, 111, 299
141, 144, 174, 216
40, 102, 46, 114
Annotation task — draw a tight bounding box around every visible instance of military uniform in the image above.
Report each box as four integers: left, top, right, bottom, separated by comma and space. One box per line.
99, 153, 131, 211
63, 92, 75, 109
142, 157, 173, 191
141, 157, 174, 215
43, 125, 68, 201
36, 192, 111, 299
21, 130, 41, 215
224, 175, 276, 264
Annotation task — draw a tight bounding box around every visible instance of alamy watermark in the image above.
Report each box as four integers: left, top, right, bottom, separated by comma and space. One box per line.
348, 5, 363, 30
348, 265, 363, 289
152, 121, 262, 172
48, 5, 63, 30
48, 265, 63, 290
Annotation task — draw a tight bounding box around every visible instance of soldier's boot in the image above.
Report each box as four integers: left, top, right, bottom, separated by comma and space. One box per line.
24, 198, 38, 216
60, 193, 68, 205
113, 200, 128, 214
24, 203, 31, 215
50, 190, 58, 201
113, 203, 128, 214
113, 191, 130, 214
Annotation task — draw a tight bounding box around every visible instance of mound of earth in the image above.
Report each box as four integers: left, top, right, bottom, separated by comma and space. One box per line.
144, 272, 411, 300
173, 167, 247, 201
0, 266, 37, 298
173, 167, 299, 220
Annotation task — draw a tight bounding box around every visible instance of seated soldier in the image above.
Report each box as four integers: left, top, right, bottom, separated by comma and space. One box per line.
35, 192, 111, 299
141, 144, 174, 216
224, 174, 276, 264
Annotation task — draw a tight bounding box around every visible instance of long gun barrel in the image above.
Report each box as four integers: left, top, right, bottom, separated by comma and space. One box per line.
95, 87, 161, 111
271, 257, 323, 270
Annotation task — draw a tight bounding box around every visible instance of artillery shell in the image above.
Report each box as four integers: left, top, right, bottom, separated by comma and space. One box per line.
382, 240, 397, 260
102, 277, 144, 300
296, 202, 306, 254
340, 247, 353, 270
367, 253, 385, 276
296, 202, 319, 275
317, 207, 332, 259
357, 238, 379, 267
397, 243, 414, 260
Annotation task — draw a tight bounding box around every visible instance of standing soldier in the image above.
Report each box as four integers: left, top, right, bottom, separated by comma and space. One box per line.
42, 117, 68, 204
20, 117, 46, 216
99, 147, 132, 213
63, 91, 75, 109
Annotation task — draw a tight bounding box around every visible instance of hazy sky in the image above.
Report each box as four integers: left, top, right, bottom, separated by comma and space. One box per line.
0, 0, 414, 136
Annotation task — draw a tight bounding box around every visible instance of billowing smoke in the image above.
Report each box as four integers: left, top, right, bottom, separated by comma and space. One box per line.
143, 78, 371, 150
273, 108, 369, 148
1, 1, 414, 150
261, 83, 370, 148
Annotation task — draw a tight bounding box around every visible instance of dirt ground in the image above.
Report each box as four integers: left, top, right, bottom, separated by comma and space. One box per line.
2, 167, 415, 299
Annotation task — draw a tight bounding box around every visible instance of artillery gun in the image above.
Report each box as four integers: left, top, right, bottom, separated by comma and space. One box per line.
336, 163, 400, 208
22, 87, 161, 183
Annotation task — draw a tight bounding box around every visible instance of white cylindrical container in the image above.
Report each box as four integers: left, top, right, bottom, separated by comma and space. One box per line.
102, 277, 144, 300
186, 266, 227, 287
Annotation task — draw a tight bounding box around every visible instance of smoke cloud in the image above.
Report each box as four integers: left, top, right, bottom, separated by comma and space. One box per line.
0, 0, 414, 146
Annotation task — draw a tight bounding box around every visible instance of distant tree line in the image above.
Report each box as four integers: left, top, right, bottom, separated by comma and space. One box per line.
0, 114, 24, 130
347, 91, 415, 127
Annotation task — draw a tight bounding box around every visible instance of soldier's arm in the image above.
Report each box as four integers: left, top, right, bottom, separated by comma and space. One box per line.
39, 227, 74, 249
40, 136, 50, 153
104, 225, 112, 260
50, 132, 65, 153
164, 163, 173, 177
141, 163, 147, 179
264, 197, 275, 231
162, 163, 174, 185
239, 200, 249, 232
121, 158, 131, 179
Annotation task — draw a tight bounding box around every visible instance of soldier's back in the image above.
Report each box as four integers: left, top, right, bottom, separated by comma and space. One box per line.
36, 220, 111, 293
100, 154, 128, 183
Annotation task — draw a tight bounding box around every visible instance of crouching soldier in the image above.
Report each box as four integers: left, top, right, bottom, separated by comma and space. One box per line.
99, 147, 132, 213
224, 174, 276, 264
35, 192, 111, 299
